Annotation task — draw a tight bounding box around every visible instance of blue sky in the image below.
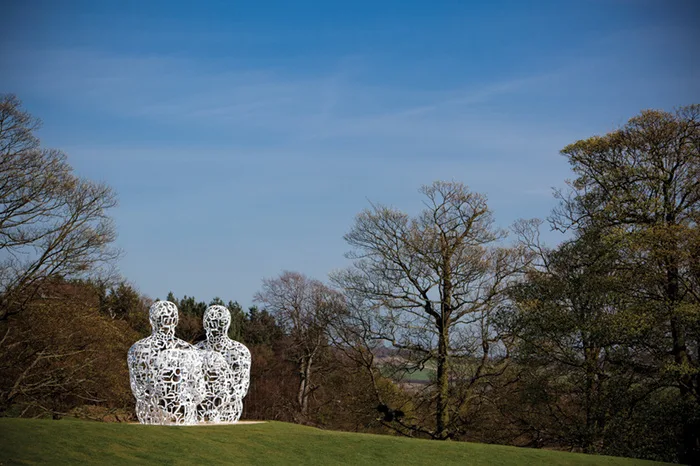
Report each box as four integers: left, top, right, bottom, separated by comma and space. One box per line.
1, 0, 698, 307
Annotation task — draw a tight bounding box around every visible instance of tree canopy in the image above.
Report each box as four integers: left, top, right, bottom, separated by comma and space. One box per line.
333, 181, 529, 439
0, 94, 119, 320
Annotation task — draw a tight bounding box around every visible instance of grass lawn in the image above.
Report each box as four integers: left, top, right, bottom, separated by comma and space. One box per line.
0, 417, 668, 465
380, 362, 434, 383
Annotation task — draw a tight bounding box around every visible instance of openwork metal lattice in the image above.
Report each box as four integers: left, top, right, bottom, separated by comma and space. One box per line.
196, 305, 251, 423
127, 301, 251, 425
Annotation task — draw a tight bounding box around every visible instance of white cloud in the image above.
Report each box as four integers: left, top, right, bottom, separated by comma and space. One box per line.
2, 45, 579, 152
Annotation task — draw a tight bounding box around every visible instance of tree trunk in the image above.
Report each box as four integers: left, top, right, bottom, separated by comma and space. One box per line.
669, 263, 697, 463
298, 355, 313, 418
583, 344, 602, 453
663, 212, 696, 462
435, 318, 449, 439
664, 186, 697, 463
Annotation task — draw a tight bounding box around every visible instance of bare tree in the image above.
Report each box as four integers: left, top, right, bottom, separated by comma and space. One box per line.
0, 94, 119, 320
254, 271, 344, 419
332, 181, 529, 439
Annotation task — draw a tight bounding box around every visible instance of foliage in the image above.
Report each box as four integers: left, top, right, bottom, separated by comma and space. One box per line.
254, 271, 345, 420
332, 181, 529, 439
0, 279, 142, 418
502, 228, 644, 451
0, 95, 120, 321
501, 105, 700, 463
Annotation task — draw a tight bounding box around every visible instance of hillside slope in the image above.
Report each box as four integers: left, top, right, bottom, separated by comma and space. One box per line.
0, 418, 668, 465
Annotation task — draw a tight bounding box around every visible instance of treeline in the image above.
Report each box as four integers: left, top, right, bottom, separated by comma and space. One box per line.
0, 278, 385, 432
163, 287, 388, 430
1, 94, 698, 463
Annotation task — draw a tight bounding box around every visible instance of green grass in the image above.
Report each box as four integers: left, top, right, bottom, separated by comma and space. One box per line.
0, 418, 667, 465
382, 366, 434, 383
380, 362, 434, 383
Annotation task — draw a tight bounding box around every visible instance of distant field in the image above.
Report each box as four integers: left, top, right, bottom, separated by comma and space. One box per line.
378, 358, 435, 383
0, 418, 668, 465
385, 366, 434, 383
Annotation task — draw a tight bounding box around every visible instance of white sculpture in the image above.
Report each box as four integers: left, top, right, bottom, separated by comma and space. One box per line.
196, 305, 252, 423
197, 349, 237, 423
127, 301, 251, 425
127, 301, 204, 425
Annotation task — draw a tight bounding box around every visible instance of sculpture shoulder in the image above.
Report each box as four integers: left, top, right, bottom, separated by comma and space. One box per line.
128, 337, 151, 355
194, 340, 208, 350
172, 338, 197, 350
200, 348, 229, 365
229, 340, 250, 356
221, 340, 250, 361
198, 338, 249, 355
128, 336, 196, 357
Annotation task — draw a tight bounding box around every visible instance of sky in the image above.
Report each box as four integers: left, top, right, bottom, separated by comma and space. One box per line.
1, 0, 698, 307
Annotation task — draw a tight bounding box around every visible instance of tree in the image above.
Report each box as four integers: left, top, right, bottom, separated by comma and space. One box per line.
225, 300, 246, 341
99, 281, 151, 336
332, 181, 529, 439
243, 305, 285, 347
550, 104, 700, 462
254, 271, 344, 419
0, 94, 119, 320
102, 282, 143, 320
503, 223, 651, 453
0, 278, 140, 418
178, 295, 207, 316
165, 291, 177, 304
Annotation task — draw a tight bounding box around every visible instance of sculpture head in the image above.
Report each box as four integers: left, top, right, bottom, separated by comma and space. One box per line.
149, 300, 179, 335
203, 305, 231, 339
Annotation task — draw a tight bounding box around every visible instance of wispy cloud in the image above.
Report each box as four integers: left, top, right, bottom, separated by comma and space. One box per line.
2, 44, 580, 230
2, 45, 577, 154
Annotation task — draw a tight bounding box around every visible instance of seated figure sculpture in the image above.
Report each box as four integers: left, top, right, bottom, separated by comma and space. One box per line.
196, 350, 236, 423
195, 305, 252, 423
127, 301, 204, 425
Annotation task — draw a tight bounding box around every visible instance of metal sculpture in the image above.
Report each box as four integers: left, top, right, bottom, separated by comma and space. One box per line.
197, 348, 236, 423
127, 301, 204, 425
195, 305, 252, 423
127, 301, 251, 425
